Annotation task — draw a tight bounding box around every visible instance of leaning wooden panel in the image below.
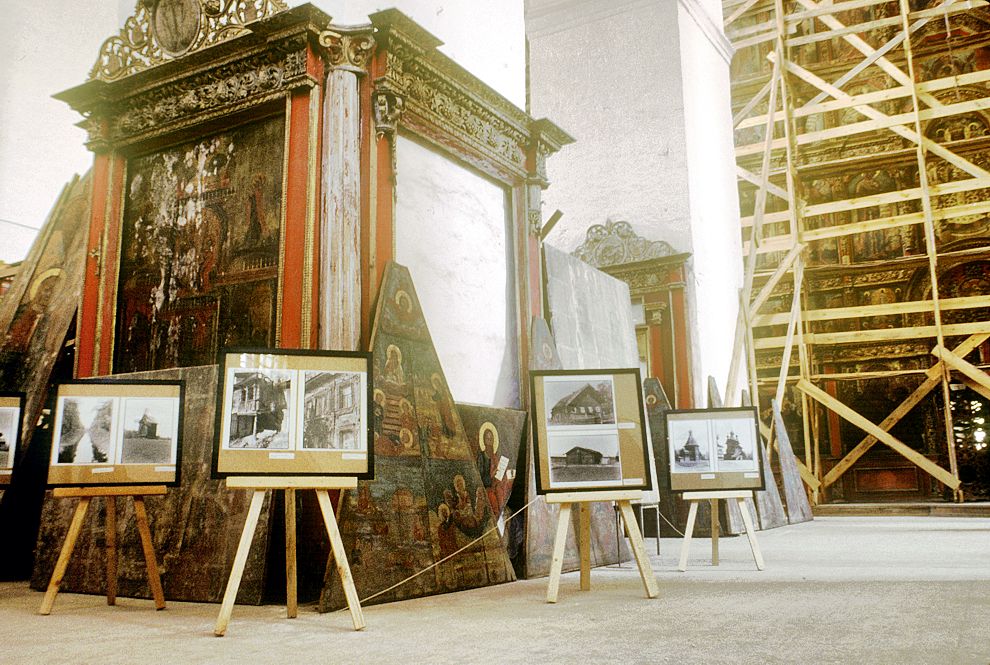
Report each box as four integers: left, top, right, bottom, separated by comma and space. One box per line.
320, 263, 514, 610
31, 365, 275, 604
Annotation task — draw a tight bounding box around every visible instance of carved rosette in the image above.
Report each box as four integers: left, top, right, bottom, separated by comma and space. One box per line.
319, 30, 376, 74
573, 220, 677, 268
90, 0, 289, 82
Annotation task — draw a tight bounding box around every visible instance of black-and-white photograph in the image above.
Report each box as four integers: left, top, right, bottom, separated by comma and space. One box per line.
543, 376, 616, 427
667, 418, 714, 473
713, 416, 758, 472
119, 397, 179, 464
547, 432, 623, 487
302, 370, 365, 451
225, 369, 292, 449
0, 406, 19, 470
54, 396, 117, 464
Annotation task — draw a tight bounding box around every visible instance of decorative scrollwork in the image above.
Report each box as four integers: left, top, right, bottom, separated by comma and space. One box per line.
319, 30, 376, 73
573, 220, 677, 268
89, 0, 289, 82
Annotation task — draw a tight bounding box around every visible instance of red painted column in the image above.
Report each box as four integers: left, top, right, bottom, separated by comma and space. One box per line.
280, 88, 312, 349
95, 155, 125, 376
670, 283, 693, 408
76, 153, 111, 378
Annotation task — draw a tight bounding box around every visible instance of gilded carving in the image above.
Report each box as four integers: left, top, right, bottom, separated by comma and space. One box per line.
573, 220, 677, 268
108, 44, 308, 144
319, 30, 376, 73
90, 0, 289, 82
372, 84, 405, 139
378, 26, 529, 173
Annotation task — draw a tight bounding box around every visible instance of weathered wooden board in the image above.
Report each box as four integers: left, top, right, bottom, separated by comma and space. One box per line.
643, 379, 680, 537
31, 365, 275, 604
455, 402, 525, 528
320, 263, 514, 610
773, 399, 814, 524
744, 393, 788, 531
0, 173, 92, 579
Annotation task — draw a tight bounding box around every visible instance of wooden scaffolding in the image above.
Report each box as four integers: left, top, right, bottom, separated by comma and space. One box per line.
723, 0, 990, 503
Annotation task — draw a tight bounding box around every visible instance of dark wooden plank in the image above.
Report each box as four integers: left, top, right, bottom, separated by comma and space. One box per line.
773, 399, 814, 524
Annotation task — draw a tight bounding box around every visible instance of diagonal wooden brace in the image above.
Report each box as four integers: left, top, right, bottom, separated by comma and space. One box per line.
796, 379, 959, 490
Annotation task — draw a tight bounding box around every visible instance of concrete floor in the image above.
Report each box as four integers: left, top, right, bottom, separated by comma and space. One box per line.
2, 516, 988, 665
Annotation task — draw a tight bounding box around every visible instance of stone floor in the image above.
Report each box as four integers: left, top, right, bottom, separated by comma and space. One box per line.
2, 516, 988, 664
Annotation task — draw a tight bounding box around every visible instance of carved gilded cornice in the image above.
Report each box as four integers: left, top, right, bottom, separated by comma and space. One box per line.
369, 9, 572, 183
57, 6, 331, 151
90, 0, 289, 83
108, 41, 309, 147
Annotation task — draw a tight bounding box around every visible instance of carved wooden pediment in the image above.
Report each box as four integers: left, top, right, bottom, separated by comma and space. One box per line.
573, 220, 678, 268
90, 0, 289, 82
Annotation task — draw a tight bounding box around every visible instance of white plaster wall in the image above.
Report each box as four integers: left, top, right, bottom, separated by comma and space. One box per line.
0, 4, 120, 262
527, 0, 744, 407
394, 135, 518, 408
677, 0, 743, 406
526, 0, 692, 254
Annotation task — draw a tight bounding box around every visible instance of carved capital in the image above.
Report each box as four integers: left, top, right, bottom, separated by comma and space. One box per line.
373, 82, 405, 139
319, 29, 375, 74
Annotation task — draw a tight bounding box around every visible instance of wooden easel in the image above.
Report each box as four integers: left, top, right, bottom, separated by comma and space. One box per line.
677, 490, 764, 572
214, 476, 364, 636
39, 485, 167, 615
545, 489, 658, 603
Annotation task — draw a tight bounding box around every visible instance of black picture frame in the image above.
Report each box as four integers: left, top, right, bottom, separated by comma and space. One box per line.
0, 392, 26, 485
663, 407, 765, 492
47, 380, 185, 488
530, 368, 652, 495
212, 347, 374, 479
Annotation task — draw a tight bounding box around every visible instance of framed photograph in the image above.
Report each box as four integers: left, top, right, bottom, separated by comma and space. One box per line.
530, 368, 651, 495
664, 407, 764, 492
213, 348, 373, 478
47, 381, 184, 487
0, 392, 26, 484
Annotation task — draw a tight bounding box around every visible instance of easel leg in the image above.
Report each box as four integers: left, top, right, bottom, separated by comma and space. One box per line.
214, 490, 266, 636
710, 499, 720, 566
133, 497, 166, 610
678, 500, 699, 572
545, 503, 572, 604
39, 497, 91, 615
285, 488, 297, 619
578, 503, 591, 591
316, 489, 365, 631
737, 497, 765, 570
618, 501, 659, 599
105, 496, 117, 606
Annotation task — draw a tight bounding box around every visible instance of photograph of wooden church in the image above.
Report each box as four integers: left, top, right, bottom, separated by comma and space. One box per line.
544, 378, 616, 427
547, 432, 622, 487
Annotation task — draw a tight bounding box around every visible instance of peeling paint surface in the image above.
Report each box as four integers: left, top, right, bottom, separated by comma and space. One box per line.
115, 117, 284, 372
